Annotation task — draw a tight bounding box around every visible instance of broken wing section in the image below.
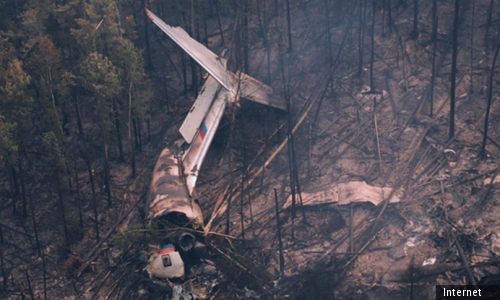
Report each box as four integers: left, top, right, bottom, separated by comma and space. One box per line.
182, 89, 230, 196
148, 145, 203, 229
145, 8, 233, 92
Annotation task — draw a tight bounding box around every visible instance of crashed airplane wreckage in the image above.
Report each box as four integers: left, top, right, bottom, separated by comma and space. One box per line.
144, 8, 285, 280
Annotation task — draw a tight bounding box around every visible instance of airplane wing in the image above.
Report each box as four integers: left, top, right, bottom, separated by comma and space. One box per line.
145, 8, 286, 111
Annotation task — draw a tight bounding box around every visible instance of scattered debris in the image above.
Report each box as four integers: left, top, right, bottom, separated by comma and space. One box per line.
172, 285, 197, 300
483, 176, 500, 185
146, 244, 185, 280
283, 181, 400, 208
235, 286, 261, 299
388, 246, 406, 260
422, 257, 436, 266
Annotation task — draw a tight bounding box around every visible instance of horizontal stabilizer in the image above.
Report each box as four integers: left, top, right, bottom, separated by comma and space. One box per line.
230, 71, 286, 110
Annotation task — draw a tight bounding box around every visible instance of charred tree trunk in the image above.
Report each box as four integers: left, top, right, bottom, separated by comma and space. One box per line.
203, 2, 208, 47
369, 0, 376, 91
190, 0, 198, 94
28, 194, 41, 257
147, 117, 151, 142
430, 16, 438, 117
325, 0, 333, 75
25, 271, 33, 300
481, 45, 500, 157
240, 166, 245, 242
137, 117, 143, 152
256, 0, 272, 83
409, 0, 418, 39
0, 224, 7, 290
42, 249, 47, 300
431, 0, 437, 42
449, 0, 459, 139
18, 157, 27, 218
182, 51, 188, 95
358, 0, 366, 78
274, 189, 285, 277
141, 0, 153, 72
470, 0, 475, 94
103, 137, 112, 207
57, 182, 70, 252
133, 118, 139, 150
382, 0, 386, 37
83, 153, 99, 241
190, 59, 198, 94
485, 0, 494, 53
113, 98, 124, 162
225, 114, 236, 235
10, 165, 20, 216
74, 160, 83, 230
286, 0, 292, 51
243, 0, 249, 73
214, 0, 224, 45
74, 88, 84, 136
387, 0, 393, 33
128, 81, 136, 178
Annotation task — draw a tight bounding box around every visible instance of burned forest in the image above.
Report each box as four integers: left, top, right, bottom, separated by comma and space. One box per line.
1, 0, 500, 299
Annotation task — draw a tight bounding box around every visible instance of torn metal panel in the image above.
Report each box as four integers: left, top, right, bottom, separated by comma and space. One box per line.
148, 145, 203, 228
179, 76, 222, 144
146, 244, 185, 279
182, 88, 229, 196
283, 181, 400, 208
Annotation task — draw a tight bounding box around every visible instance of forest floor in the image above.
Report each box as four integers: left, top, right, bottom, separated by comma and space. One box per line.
3, 0, 500, 299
